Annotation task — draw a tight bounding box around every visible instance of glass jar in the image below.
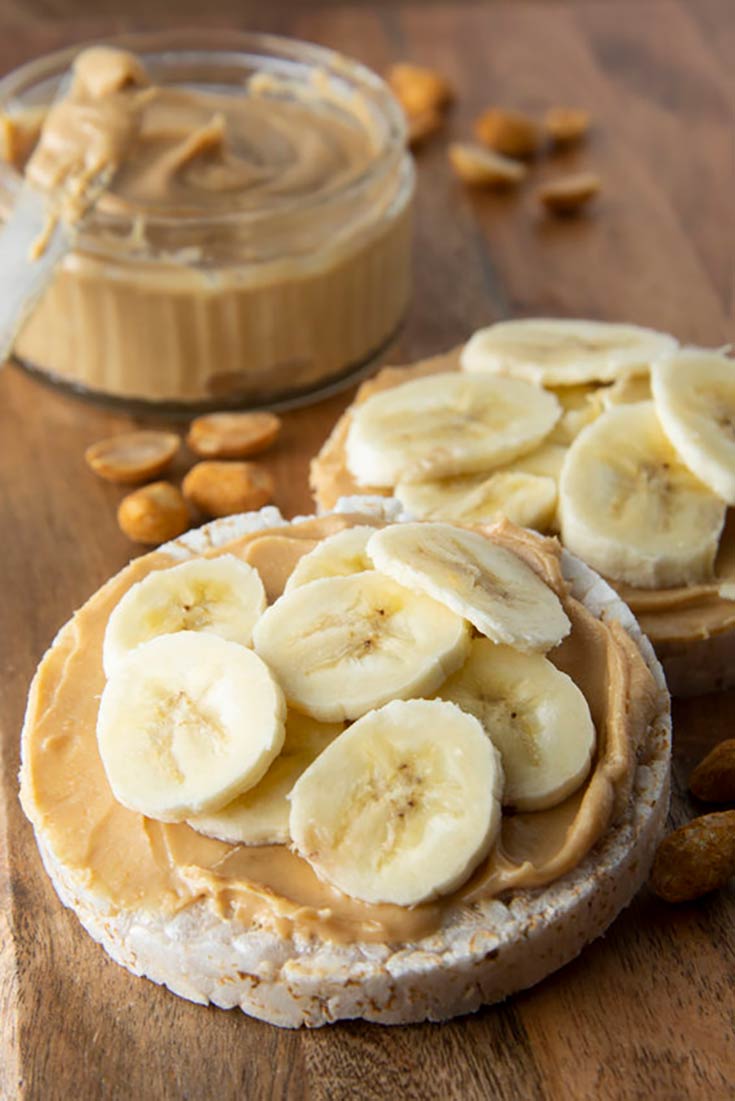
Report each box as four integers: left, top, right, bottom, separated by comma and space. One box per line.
0, 31, 414, 411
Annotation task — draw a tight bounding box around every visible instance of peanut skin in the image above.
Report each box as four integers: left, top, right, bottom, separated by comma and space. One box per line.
649, 811, 735, 903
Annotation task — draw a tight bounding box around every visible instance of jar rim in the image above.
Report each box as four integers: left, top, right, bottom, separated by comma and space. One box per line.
0, 28, 409, 231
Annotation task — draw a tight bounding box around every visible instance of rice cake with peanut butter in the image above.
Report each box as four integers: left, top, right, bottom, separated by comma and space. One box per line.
311, 330, 735, 695
20, 500, 669, 1026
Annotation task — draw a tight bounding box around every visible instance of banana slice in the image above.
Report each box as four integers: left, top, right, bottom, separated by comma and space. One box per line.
289, 698, 503, 906
461, 319, 677, 385
438, 640, 595, 811
188, 712, 343, 845
253, 571, 469, 722
651, 348, 735, 504
599, 375, 652, 409
97, 632, 286, 822
506, 442, 568, 531
345, 372, 560, 486
103, 555, 265, 676
284, 526, 376, 592
508, 441, 567, 482
548, 383, 606, 445
395, 471, 557, 531
367, 523, 570, 652
559, 402, 726, 588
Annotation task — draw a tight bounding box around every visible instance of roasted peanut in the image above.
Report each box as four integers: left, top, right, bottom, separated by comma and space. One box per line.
117, 481, 190, 545
649, 811, 735, 903
387, 63, 453, 117
183, 461, 274, 518
474, 108, 541, 158
537, 171, 601, 214
85, 430, 180, 484
690, 740, 735, 803
448, 142, 527, 187
187, 411, 281, 460
407, 107, 444, 148
545, 107, 591, 146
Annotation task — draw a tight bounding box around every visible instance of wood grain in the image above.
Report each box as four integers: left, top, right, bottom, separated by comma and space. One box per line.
1, 2, 734, 1099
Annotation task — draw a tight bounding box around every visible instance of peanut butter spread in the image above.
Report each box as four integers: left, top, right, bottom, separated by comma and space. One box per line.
2, 46, 412, 403
21, 514, 658, 946
21, 48, 377, 218
310, 352, 735, 648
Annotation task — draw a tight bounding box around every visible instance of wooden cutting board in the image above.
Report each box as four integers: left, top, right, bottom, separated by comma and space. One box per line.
1, 3, 733, 1098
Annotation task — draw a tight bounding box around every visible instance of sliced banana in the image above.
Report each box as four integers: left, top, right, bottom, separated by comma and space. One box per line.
461, 318, 677, 385
395, 470, 557, 531
188, 712, 343, 845
103, 555, 265, 676
505, 442, 568, 530
289, 698, 503, 906
284, 526, 376, 592
599, 374, 652, 409
547, 383, 605, 445
559, 402, 726, 588
97, 632, 286, 822
253, 570, 469, 722
345, 371, 560, 486
438, 640, 595, 811
651, 348, 735, 504
367, 523, 570, 652
508, 441, 567, 483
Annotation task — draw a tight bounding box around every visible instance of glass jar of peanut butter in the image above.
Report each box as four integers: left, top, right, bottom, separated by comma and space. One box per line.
0, 32, 414, 410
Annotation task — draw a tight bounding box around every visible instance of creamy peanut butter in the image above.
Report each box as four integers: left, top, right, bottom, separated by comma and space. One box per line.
2, 43, 413, 403
310, 352, 735, 650
21, 514, 658, 946
25, 49, 148, 218
24, 48, 377, 218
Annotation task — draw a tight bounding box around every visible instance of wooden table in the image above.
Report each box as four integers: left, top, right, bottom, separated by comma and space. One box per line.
1, 3, 734, 1098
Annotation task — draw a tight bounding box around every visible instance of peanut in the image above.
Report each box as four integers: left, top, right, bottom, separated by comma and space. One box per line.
183, 461, 274, 518
649, 811, 735, 903
448, 142, 527, 187
690, 740, 735, 803
545, 107, 591, 147
387, 63, 453, 117
85, 430, 180, 484
537, 171, 601, 214
407, 107, 444, 148
187, 411, 281, 460
117, 482, 190, 545
474, 108, 541, 158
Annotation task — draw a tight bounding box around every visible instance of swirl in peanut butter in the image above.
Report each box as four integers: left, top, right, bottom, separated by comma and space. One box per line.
21, 47, 378, 219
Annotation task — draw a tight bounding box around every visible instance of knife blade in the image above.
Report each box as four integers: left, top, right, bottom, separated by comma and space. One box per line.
0, 183, 76, 365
